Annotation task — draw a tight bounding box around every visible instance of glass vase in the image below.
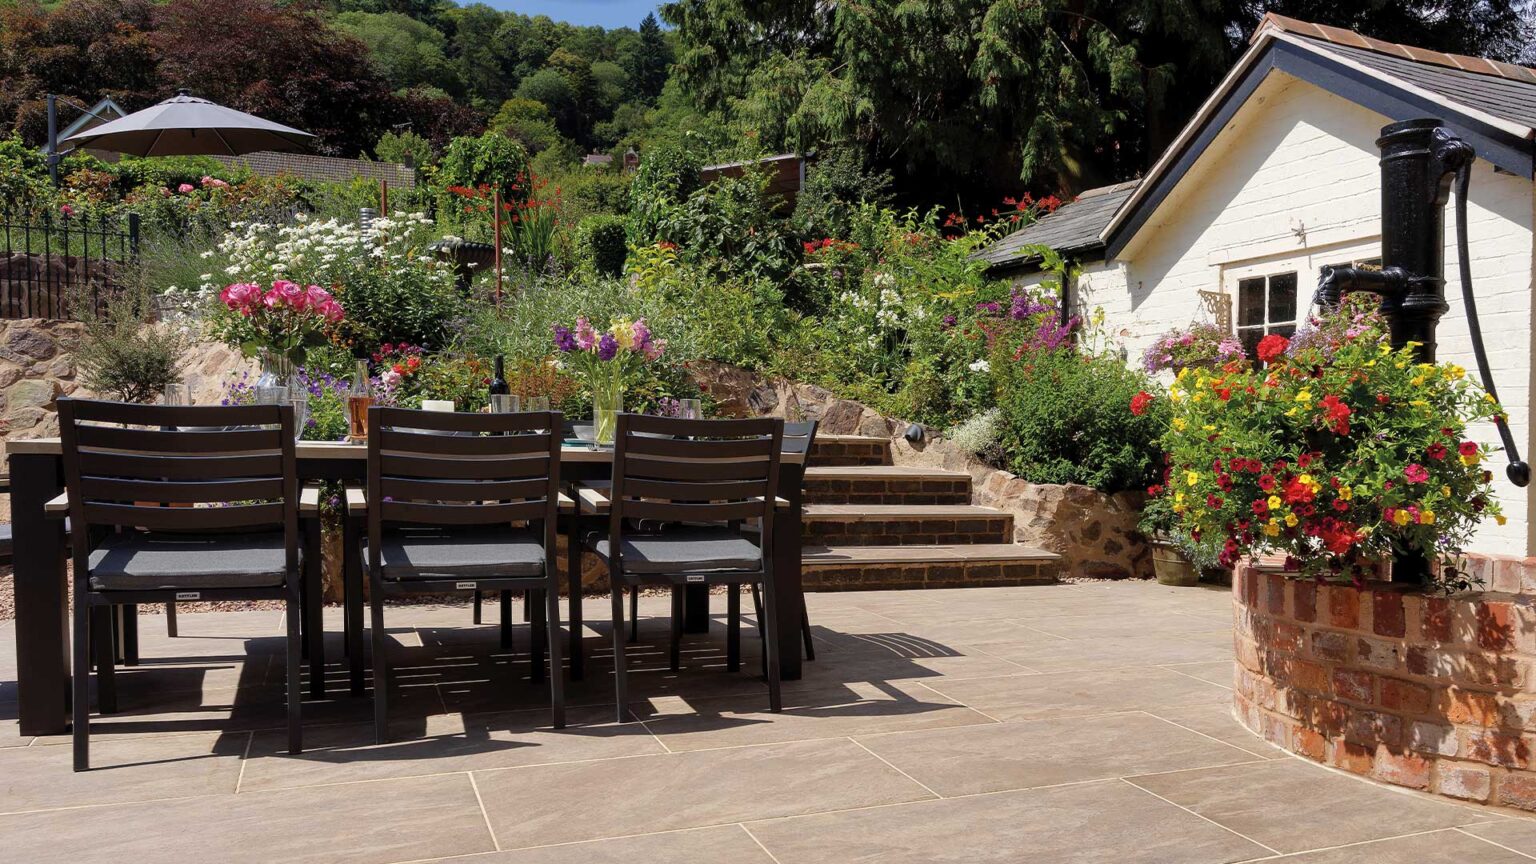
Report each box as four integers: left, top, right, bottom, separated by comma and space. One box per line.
592, 378, 623, 447
256, 350, 296, 390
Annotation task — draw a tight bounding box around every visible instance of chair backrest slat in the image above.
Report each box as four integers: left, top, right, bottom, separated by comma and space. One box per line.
610, 414, 783, 574
366, 407, 562, 568
59, 399, 298, 574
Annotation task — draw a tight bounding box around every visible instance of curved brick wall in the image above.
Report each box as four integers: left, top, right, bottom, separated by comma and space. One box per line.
1233, 563, 1536, 809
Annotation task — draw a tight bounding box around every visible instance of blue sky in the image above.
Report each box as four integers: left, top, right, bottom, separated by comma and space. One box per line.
487, 1, 662, 29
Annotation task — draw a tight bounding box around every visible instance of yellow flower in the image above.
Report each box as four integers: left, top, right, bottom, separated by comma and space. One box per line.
1295, 389, 1312, 403
1171, 417, 1187, 431
1421, 510, 1436, 525
1410, 376, 1425, 387
1267, 495, 1283, 510
1496, 514, 1508, 526
1339, 486, 1353, 501
1176, 367, 1190, 382
1461, 454, 1479, 466
1285, 407, 1299, 418
1185, 471, 1201, 487
1263, 520, 1282, 537
1446, 364, 1466, 380
1174, 492, 1185, 504
612, 319, 636, 350
1284, 513, 1299, 527
1202, 424, 1216, 433
1393, 509, 1412, 526
1441, 485, 1452, 497
1410, 399, 1428, 408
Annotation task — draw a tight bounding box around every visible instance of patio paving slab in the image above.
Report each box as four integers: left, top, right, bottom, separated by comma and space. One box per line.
0, 772, 493, 864
427, 825, 777, 864
1144, 703, 1288, 759
743, 778, 1270, 864
1461, 819, 1536, 855
922, 665, 1233, 721
1127, 760, 1500, 854
855, 711, 1264, 797
0, 729, 245, 813
472, 737, 934, 850
1262, 829, 1533, 862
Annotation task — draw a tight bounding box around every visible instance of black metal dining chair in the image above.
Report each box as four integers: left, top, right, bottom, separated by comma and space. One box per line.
358, 406, 566, 742
753, 420, 817, 663
590, 414, 785, 721
58, 398, 303, 771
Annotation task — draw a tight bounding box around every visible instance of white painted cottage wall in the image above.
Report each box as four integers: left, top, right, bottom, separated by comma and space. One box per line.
1022, 70, 1536, 557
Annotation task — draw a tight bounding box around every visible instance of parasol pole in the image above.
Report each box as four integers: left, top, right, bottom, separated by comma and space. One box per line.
380, 179, 389, 217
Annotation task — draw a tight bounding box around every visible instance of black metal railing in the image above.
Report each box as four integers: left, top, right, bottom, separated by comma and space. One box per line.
0, 209, 140, 319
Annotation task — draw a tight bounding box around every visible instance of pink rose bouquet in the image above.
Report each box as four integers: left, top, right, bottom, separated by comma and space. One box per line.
211, 280, 344, 367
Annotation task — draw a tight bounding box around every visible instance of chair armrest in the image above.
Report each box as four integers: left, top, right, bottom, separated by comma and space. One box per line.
0, 473, 11, 494
44, 491, 69, 518
754, 496, 792, 511
344, 485, 367, 517
575, 484, 610, 515
298, 482, 324, 516
558, 491, 575, 513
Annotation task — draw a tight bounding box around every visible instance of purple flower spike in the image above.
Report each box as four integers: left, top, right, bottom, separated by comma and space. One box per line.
597, 332, 619, 361
553, 324, 578, 353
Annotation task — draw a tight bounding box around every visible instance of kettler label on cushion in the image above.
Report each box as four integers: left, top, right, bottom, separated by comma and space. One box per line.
455, 581, 476, 589
686, 574, 705, 582
175, 592, 200, 601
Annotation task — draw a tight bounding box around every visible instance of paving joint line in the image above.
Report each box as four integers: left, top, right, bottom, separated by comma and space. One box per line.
738, 823, 786, 863
1118, 776, 1282, 856
466, 770, 500, 852
234, 730, 254, 794
1136, 710, 1267, 758
1453, 826, 1536, 860
847, 736, 943, 800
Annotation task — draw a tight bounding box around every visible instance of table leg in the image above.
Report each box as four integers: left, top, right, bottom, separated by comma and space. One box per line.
12, 453, 68, 736
774, 462, 805, 681
344, 515, 365, 696
682, 584, 710, 633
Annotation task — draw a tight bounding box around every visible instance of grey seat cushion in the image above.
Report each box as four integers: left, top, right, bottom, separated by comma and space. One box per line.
366, 528, 545, 580
589, 527, 762, 574
88, 531, 291, 591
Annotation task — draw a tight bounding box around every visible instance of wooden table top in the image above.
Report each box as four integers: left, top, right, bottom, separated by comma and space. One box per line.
6, 437, 807, 464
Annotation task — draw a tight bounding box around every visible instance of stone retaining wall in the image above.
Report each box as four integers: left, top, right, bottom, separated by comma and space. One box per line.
1233, 562, 1536, 811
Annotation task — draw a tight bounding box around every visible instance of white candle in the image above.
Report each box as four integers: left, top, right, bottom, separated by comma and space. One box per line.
422, 399, 455, 412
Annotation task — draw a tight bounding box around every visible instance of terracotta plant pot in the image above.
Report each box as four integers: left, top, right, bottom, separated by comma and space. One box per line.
1150, 540, 1200, 586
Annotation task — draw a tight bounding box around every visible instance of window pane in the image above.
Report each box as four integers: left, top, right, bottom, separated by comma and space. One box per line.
1238, 327, 1263, 359
1238, 277, 1266, 327
1268, 272, 1297, 324
1270, 323, 1296, 340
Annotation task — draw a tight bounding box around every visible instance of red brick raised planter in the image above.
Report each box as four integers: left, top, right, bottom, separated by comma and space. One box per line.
1233, 561, 1536, 809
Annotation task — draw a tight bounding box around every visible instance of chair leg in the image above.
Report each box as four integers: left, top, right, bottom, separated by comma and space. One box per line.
285, 590, 303, 755
473, 590, 483, 625
802, 607, 816, 662
91, 606, 117, 715
668, 586, 683, 672
568, 531, 584, 681
73, 597, 92, 772
303, 541, 325, 700
609, 583, 629, 724
499, 591, 513, 651
523, 589, 532, 622
165, 601, 178, 637
759, 576, 784, 713
369, 584, 389, 745
751, 582, 764, 624
629, 586, 639, 643
726, 585, 741, 673
120, 604, 139, 666
543, 578, 566, 729
530, 589, 547, 683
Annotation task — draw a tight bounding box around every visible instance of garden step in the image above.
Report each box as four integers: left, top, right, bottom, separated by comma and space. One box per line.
803, 504, 1013, 546
803, 465, 973, 506
810, 434, 893, 467
803, 544, 1060, 591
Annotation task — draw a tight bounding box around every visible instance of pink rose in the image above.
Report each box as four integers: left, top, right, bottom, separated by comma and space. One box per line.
270, 280, 306, 309
304, 285, 332, 310
318, 299, 344, 323
220, 282, 262, 311
201, 175, 229, 189
177, 183, 195, 194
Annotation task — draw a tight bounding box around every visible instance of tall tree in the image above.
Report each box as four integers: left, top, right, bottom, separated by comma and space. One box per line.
622, 13, 672, 102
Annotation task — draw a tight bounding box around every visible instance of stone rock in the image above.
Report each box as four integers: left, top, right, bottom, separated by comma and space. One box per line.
9, 378, 60, 410
6, 327, 56, 361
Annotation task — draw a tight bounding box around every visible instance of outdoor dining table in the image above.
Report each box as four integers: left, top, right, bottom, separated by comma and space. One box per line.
7, 437, 809, 736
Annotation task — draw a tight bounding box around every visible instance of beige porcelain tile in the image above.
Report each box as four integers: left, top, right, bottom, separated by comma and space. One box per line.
813, 617, 1065, 649
0, 773, 493, 864
792, 640, 1037, 684
0, 731, 246, 813
746, 778, 1267, 863
1024, 612, 1235, 640
1128, 760, 1493, 853
1267, 829, 1531, 862
1163, 660, 1239, 688
429, 825, 776, 864
635, 679, 995, 750
1143, 704, 1285, 758
473, 737, 933, 849
923, 666, 1232, 721
1460, 820, 1536, 855
239, 706, 664, 791
979, 634, 1230, 672
857, 711, 1262, 797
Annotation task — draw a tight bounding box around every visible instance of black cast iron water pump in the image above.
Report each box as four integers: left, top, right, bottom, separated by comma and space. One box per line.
1313, 119, 1529, 582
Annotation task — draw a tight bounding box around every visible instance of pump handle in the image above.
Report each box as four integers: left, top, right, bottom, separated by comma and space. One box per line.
1452, 161, 1530, 487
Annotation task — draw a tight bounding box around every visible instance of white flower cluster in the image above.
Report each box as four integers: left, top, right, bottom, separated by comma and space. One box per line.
205, 211, 446, 294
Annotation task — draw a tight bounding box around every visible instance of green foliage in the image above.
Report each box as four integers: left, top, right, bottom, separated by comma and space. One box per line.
626, 142, 703, 244
374, 130, 433, 166
993, 348, 1169, 493
437, 133, 533, 205
575, 214, 628, 277
628, 242, 788, 369
75, 284, 189, 404
792, 146, 894, 241
335, 11, 460, 95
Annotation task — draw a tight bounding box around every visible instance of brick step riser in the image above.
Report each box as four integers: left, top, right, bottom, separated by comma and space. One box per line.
804, 559, 1059, 591
803, 517, 1013, 546
803, 478, 973, 506
808, 440, 892, 468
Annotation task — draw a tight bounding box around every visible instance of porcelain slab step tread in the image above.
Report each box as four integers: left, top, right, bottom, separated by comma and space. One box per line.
815, 434, 891, 444
805, 465, 969, 480
803, 504, 1007, 521
803, 544, 1058, 564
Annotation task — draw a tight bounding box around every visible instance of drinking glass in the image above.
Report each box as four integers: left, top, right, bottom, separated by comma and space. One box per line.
163, 384, 189, 406
679, 398, 702, 420
290, 394, 309, 440
490, 394, 520, 413
524, 396, 550, 412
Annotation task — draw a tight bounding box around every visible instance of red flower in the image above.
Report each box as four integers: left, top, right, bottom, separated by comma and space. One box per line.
1206, 494, 1223, 509
1258, 474, 1277, 491
1251, 499, 1268, 515
1377, 394, 1390, 405
1426, 442, 1447, 461
1404, 463, 1430, 484
1256, 334, 1290, 363
1297, 453, 1312, 468
1459, 441, 1479, 457
1332, 499, 1349, 512
1130, 391, 1154, 416
1147, 485, 1164, 496
1282, 477, 1315, 505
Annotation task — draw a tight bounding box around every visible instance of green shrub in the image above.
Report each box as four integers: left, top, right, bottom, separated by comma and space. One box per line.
436, 133, 532, 206
75, 285, 189, 403
575, 214, 628, 277
627, 142, 701, 244
993, 348, 1168, 493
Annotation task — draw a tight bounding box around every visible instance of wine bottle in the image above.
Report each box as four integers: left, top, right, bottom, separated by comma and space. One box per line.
489, 355, 509, 397
347, 359, 373, 443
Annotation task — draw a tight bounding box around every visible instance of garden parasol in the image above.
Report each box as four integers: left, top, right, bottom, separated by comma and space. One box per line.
57, 89, 314, 157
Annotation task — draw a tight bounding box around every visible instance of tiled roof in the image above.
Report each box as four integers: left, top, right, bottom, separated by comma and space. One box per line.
210, 151, 416, 188
1255, 12, 1536, 130
972, 181, 1139, 270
